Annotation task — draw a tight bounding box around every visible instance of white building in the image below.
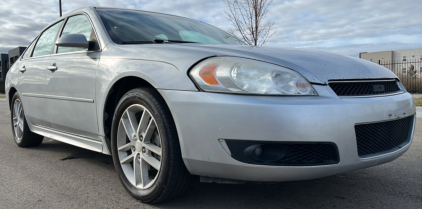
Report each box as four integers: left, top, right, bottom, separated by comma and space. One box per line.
359, 48, 422, 75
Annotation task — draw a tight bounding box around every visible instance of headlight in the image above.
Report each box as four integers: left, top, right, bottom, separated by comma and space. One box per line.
189, 57, 317, 95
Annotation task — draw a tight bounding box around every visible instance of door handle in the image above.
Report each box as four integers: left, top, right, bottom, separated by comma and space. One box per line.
19, 65, 26, 73
47, 63, 58, 72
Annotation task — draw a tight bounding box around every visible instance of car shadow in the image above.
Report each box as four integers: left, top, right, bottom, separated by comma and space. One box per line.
155, 174, 364, 208
32, 139, 115, 170
30, 140, 397, 209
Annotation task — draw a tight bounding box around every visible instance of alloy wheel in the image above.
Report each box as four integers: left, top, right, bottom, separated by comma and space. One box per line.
12, 99, 24, 142
117, 104, 162, 189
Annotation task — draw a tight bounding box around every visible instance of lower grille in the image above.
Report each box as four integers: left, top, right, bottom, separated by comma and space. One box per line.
329, 80, 401, 96
224, 140, 339, 166
355, 116, 414, 157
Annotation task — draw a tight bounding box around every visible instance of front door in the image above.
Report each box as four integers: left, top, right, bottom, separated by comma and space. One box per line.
45, 14, 100, 139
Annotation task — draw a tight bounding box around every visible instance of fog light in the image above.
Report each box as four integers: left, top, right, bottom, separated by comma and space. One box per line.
254, 145, 263, 157
244, 144, 286, 163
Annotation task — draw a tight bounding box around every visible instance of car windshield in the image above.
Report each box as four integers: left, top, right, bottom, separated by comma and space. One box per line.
96, 9, 245, 45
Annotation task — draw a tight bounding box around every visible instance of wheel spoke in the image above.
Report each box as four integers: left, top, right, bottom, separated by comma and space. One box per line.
118, 141, 135, 152
143, 154, 161, 170
17, 102, 21, 117
120, 153, 135, 164
134, 156, 141, 186
143, 142, 162, 156
18, 122, 24, 132
143, 119, 156, 142
16, 124, 21, 137
14, 101, 19, 117
140, 158, 150, 187
121, 114, 135, 141
18, 106, 23, 118
137, 110, 151, 139
126, 110, 139, 140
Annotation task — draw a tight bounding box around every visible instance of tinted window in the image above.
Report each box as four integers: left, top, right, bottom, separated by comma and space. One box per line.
97, 9, 244, 45
32, 21, 63, 57
58, 15, 93, 53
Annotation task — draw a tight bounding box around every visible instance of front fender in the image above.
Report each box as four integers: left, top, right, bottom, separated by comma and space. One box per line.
96, 58, 198, 136
5, 63, 21, 110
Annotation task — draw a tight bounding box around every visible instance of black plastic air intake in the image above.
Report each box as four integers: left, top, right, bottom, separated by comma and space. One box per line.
225, 140, 340, 166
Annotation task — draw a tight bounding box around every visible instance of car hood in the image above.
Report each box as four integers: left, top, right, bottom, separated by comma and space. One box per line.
110, 44, 397, 84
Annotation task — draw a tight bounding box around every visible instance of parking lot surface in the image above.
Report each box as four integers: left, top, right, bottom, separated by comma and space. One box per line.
0, 99, 421, 208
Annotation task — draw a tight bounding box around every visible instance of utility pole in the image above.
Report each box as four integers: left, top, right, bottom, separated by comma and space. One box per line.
59, 0, 62, 17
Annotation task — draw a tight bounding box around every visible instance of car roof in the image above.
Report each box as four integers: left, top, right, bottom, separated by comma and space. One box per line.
93, 7, 202, 22
63, 6, 195, 21
42, 6, 204, 33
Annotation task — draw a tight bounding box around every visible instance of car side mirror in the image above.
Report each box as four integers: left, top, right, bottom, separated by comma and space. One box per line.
56, 34, 89, 49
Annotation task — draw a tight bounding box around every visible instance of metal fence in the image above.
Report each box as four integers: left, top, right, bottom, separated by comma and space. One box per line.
379, 59, 422, 93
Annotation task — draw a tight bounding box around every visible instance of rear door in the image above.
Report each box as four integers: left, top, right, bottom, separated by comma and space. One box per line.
19, 21, 63, 127
45, 14, 100, 139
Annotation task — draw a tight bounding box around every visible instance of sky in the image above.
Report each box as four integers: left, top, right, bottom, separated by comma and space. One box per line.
0, 0, 421, 57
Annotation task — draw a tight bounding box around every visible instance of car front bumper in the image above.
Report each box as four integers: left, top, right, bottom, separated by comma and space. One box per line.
159, 85, 416, 182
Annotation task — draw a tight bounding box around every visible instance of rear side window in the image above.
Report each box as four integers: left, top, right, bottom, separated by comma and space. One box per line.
22, 39, 37, 60
58, 15, 93, 53
32, 21, 63, 57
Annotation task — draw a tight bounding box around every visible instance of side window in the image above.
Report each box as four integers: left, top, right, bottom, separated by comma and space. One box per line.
22, 38, 37, 60
32, 21, 63, 57
58, 15, 94, 53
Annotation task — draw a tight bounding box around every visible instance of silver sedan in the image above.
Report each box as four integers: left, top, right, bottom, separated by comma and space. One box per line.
5, 7, 416, 203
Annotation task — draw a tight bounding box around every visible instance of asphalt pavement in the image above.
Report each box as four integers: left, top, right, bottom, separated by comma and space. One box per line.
0, 99, 421, 209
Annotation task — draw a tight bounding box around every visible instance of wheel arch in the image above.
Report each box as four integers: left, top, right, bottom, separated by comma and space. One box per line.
8, 86, 17, 111
102, 76, 176, 153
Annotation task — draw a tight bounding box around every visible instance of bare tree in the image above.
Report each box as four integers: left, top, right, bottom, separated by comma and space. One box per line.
224, 0, 275, 46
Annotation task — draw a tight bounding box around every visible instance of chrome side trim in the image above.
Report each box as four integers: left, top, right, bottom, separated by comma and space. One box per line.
22, 93, 94, 103
32, 125, 103, 153
50, 51, 100, 56
36, 125, 97, 140
44, 95, 94, 103
22, 93, 44, 98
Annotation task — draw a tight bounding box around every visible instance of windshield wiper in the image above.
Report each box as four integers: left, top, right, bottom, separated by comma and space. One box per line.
121, 41, 154, 45
121, 39, 199, 45
154, 39, 198, 43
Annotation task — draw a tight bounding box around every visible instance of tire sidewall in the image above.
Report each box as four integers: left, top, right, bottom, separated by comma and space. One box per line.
111, 90, 171, 202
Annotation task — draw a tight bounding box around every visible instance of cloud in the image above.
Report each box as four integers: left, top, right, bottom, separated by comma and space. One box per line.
265, 0, 422, 56
0, 0, 421, 57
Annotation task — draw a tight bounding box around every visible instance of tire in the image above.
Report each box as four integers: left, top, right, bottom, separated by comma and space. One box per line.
111, 88, 193, 203
10, 92, 44, 147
